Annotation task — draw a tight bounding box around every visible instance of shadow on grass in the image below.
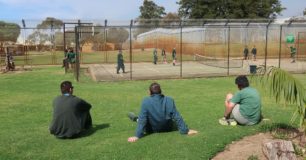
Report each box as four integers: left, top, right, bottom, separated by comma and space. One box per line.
259, 122, 299, 133
78, 123, 110, 138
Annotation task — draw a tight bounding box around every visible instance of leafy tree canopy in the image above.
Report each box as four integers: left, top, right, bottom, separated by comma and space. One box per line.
107, 28, 129, 44
0, 21, 21, 42
177, 0, 285, 19
37, 17, 63, 30
139, 0, 166, 19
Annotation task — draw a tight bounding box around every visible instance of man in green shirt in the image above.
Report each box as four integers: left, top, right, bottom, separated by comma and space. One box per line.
67, 49, 76, 69
290, 46, 296, 63
220, 75, 261, 126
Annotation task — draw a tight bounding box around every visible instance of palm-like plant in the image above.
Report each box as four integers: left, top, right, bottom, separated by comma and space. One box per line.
252, 66, 305, 133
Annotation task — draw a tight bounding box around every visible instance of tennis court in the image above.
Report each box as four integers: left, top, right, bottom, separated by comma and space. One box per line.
88, 58, 306, 81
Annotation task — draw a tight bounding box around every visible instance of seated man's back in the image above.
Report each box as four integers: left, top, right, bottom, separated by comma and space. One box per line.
50, 81, 92, 138
128, 82, 197, 142
138, 94, 188, 134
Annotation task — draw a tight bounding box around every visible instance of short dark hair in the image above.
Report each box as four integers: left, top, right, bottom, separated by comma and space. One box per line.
60, 81, 73, 94
235, 75, 249, 88
149, 82, 162, 95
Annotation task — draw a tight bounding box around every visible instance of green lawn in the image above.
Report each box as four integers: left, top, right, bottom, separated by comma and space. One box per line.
0, 67, 304, 159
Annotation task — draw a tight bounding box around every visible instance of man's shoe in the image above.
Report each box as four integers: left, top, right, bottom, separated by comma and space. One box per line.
128, 112, 138, 122
219, 117, 237, 126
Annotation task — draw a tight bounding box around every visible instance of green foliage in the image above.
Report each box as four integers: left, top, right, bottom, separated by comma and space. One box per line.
36, 17, 63, 30
0, 21, 21, 42
247, 155, 259, 160
161, 12, 181, 26
26, 30, 49, 46
292, 143, 304, 157
177, 0, 285, 19
304, 8, 306, 16
107, 28, 129, 48
139, 0, 166, 19
134, 0, 166, 38
253, 66, 305, 132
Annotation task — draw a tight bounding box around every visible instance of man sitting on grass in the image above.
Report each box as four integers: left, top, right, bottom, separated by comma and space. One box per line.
49, 81, 92, 139
127, 82, 198, 142
219, 75, 261, 126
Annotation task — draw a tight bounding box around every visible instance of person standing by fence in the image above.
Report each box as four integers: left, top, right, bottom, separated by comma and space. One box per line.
161, 48, 167, 64
289, 45, 296, 63
67, 49, 76, 69
251, 45, 257, 61
62, 49, 68, 68
153, 48, 158, 65
243, 46, 249, 60
172, 48, 176, 66
117, 50, 125, 74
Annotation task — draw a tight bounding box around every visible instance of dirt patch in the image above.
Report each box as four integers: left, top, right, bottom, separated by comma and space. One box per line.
212, 132, 305, 160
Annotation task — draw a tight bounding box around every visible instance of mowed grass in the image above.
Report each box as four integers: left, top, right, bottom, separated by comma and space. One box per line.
0, 67, 304, 160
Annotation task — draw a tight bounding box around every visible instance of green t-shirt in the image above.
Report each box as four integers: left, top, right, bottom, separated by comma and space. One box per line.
290, 47, 296, 54
67, 52, 76, 63
230, 87, 261, 124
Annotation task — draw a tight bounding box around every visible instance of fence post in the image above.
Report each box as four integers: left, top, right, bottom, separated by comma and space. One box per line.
227, 26, 230, 76
180, 20, 183, 78
278, 25, 283, 68
130, 20, 133, 80
264, 20, 272, 70
104, 20, 107, 63
75, 26, 80, 82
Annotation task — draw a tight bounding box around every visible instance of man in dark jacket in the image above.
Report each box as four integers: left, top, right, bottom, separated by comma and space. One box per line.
127, 82, 197, 142
243, 46, 249, 60
49, 81, 92, 139
172, 48, 176, 66
117, 50, 125, 74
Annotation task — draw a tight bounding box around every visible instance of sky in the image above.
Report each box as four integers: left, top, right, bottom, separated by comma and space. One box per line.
0, 0, 305, 21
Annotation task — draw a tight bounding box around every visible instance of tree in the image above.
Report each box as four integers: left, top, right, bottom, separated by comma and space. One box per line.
25, 17, 63, 51
134, 0, 166, 38
177, 0, 285, 19
37, 17, 63, 30
26, 30, 49, 46
304, 8, 306, 16
253, 66, 305, 134
161, 12, 181, 26
139, 0, 166, 19
0, 21, 21, 42
107, 28, 129, 49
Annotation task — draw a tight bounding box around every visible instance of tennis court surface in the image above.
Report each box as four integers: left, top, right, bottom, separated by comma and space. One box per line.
89, 59, 306, 81
88, 58, 306, 81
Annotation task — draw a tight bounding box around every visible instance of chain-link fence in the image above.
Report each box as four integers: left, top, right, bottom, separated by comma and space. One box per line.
1, 19, 305, 81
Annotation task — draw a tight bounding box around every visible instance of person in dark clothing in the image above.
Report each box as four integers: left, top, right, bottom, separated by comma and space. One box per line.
243, 46, 249, 60
6, 52, 15, 71
49, 81, 92, 139
117, 50, 125, 74
251, 45, 257, 61
153, 48, 158, 65
67, 49, 76, 69
127, 83, 198, 142
289, 46, 296, 63
62, 49, 68, 68
172, 48, 177, 66
161, 48, 167, 64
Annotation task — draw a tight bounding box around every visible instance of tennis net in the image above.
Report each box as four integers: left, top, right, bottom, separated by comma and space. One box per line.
194, 54, 243, 68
